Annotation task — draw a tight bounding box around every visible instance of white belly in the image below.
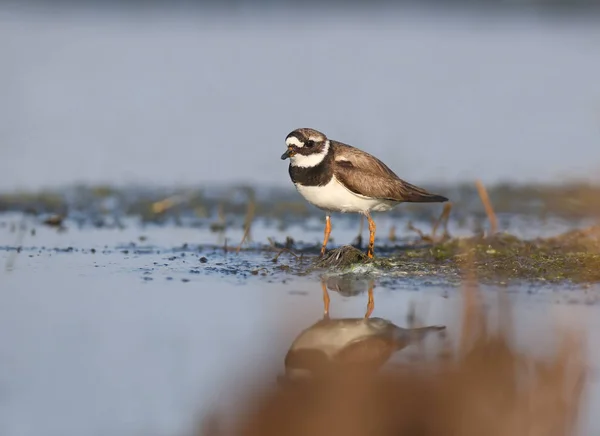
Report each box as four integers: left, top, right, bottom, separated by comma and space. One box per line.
295, 176, 399, 213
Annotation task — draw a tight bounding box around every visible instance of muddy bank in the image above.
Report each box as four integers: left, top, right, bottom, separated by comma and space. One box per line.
2, 222, 600, 287
314, 226, 600, 284
1, 181, 599, 287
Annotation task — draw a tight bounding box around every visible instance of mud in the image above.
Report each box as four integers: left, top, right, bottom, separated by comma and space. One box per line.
315, 228, 600, 284
1, 187, 600, 287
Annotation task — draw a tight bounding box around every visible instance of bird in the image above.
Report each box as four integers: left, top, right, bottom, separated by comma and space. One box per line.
280, 315, 446, 383
281, 128, 449, 258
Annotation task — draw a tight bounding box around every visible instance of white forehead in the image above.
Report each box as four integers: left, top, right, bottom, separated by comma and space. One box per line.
286, 136, 304, 147
286, 135, 324, 148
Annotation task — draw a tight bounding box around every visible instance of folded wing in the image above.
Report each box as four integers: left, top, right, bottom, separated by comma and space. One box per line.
332, 141, 448, 203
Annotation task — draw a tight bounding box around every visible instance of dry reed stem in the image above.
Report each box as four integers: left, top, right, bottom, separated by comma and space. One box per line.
4, 216, 28, 273
151, 193, 191, 214
212, 202, 227, 245
354, 215, 365, 247
237, 190, 257, 253
271, 248, 300, 263
431, 202, 453, 239
407, 220, 428, 240
266, 238, 301, 263
475, 179, 498, 235
388, 225, 397, 242
406, 203, 452, 243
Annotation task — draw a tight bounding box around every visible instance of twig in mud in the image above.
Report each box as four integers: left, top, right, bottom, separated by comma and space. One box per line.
210, 202, 227, 245
407, 221, 432, 243
267, 237, 301, 263
151, 192, 197, 215
407, 204, 452, 244
251, 267, 270, 276
475, 179, 498, 235
353, 215, 364, 248
5, 216, 28, 272
431, 202, 452, 239
43, 214, 65, 228
389, 225, 397, 242
271, 248, 300, 263
236, 189, 257, 253
151, 195, 178, 214
237, 226, 251, 253
284, 236, 295, 249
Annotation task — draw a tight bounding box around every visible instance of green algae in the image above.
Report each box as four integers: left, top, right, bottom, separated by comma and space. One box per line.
314, 227, 600, 284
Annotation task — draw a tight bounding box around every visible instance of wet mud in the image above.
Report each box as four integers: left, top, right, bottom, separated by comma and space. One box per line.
1, 183, 600, 291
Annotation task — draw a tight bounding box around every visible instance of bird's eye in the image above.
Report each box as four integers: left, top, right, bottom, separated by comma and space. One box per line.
306, 140, 315, 148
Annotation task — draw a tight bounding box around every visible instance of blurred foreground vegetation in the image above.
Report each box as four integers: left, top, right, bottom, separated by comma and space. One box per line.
196, 271, 588, 436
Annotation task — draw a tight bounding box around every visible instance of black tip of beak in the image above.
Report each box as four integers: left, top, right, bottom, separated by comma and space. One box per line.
281, 150, 291, 160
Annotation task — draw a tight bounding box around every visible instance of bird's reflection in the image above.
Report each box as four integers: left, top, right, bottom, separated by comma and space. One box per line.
321, 275, 375, 318
281, 277, 445, 383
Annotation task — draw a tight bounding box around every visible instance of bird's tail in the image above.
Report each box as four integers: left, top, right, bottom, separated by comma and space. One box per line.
400, 181, 449, 203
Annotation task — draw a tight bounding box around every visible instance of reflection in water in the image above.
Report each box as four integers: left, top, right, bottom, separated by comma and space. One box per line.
282, 277, 445, 383
197, 277, 589, 436
321, 275, 376, 318
281, 316, 445, 383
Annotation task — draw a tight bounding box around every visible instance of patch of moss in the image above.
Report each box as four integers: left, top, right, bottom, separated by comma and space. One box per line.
316, 246, 370, 269
313, 228, 600, 284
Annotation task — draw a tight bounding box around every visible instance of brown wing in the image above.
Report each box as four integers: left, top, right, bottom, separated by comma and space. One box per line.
332, 141, 448, 203
333, 335, 395, 369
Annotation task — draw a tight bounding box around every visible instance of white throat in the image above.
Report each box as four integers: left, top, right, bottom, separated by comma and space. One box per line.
290, 140, 330, 168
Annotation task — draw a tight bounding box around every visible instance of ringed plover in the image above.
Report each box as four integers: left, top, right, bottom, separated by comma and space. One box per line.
281, 128, 448, 258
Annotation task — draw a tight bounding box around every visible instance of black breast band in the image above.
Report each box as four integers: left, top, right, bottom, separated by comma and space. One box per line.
288, 151, 334, 187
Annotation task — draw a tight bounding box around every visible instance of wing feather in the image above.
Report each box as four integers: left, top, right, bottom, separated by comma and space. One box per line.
332, 141, 448, 203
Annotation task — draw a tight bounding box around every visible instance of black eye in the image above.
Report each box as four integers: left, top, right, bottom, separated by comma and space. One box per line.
306, 140, 315, 148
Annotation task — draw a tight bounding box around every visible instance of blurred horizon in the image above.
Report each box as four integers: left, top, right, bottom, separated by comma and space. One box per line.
2, 2, 600, 192
5, 0, 600, 10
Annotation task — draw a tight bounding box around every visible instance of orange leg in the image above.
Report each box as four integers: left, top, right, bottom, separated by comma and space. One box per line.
320, 215, 332, 257
364, 281, 375, 318
365, 212, 376, 258
321, 279, 331, 317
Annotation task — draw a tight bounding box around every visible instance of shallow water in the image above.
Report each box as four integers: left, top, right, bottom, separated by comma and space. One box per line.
1, 213, 600, 436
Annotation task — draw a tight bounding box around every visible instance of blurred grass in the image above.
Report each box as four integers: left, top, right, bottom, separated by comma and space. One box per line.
1, 182, 600, 226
